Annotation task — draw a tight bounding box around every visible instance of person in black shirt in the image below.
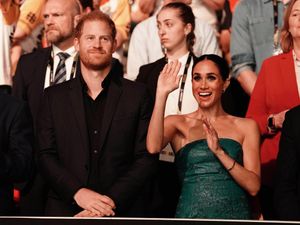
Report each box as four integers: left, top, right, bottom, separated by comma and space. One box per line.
37, 10, 156, 217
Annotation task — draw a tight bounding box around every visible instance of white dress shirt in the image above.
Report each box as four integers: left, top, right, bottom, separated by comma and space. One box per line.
44, 45, 77, 88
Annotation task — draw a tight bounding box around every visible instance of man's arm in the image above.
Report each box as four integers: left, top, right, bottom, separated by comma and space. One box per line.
0, 99, 33, 182
12, 55, 27, 100
274, 109, 300, 219
37, 90, 83, 202
230, 0, 256, 95
110, 0, 130, 50
201, 0, 225, 11
236, 69, 257, 95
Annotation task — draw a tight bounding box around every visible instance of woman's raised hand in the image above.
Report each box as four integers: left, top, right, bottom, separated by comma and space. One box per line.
157, 60, 182, 95
202, 117, 221, 154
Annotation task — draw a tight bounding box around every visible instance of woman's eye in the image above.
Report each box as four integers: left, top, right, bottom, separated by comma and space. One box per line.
207, 75, 216, 81
166, 22, 172, 27
193, 75, 201, 81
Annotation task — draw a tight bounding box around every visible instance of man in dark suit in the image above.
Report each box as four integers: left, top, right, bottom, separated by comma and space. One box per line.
274, 105, 300, 220
37, 10, 157, 217
12, 0, 82, 215
0, 86, 33, 215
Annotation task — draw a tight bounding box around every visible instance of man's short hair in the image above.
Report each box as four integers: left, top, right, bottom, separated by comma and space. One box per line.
75, 10, 116, 40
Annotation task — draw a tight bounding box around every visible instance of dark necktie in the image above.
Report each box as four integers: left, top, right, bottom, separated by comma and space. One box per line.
54, 52, 70, 85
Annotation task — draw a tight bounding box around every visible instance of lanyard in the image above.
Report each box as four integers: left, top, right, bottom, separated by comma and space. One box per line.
177, 53, 192, 114
48, 53, 78, 86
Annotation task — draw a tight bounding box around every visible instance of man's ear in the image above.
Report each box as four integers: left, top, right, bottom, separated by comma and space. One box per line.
74, 15, 81, 28
74, 37, 80, 51
112, 38, 117, 52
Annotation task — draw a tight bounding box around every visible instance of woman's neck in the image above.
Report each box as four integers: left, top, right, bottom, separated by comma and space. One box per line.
166, 46, 189, 60
194, 104, 227, 121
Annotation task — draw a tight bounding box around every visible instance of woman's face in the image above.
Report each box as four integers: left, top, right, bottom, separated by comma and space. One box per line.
157, 8, 191, 53
289, 0, 300, 39
192, 60, 228, 109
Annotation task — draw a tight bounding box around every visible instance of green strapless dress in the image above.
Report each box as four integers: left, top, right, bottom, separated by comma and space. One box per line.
175, 138, 251, 219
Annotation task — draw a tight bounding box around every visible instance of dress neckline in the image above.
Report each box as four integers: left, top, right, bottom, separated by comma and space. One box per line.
176, 138, 242, 155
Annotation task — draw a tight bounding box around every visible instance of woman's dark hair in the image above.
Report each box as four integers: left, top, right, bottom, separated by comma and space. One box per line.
159, 2, 196, 53
193, 54, 230, 81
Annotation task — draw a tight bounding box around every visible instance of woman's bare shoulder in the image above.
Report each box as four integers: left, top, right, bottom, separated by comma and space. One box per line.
231, 116, 259, 134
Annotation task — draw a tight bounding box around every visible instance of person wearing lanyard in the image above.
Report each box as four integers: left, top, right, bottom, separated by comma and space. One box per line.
247, 0, 300, 219
12, 0, 82, 216
136, 2, 198, 217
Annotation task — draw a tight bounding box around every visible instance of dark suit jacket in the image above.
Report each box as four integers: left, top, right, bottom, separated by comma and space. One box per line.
37, 65, 157, 216
0, 90, 33, 215
136, 57, 166, 100
13, 47, 52, 129
12, 47, 51, 215
274, 105, 300, 220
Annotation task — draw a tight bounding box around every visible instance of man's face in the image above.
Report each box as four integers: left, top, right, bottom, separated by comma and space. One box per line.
74, 20, 117, 70
43, 0, 76, 47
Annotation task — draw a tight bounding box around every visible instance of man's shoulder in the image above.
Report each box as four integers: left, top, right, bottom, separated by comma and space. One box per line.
139, 57, 165, 71
19, 47, 51, 63
43, 78, 73, 96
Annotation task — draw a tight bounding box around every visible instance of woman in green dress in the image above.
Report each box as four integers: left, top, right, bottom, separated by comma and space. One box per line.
147, 54, 261, 219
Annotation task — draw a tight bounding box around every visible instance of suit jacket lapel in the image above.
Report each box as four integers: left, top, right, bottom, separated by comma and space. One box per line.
99, 78, 122, 152
150, 58, 167, 98
68, 77, 90, 153
36, 48, 52, 95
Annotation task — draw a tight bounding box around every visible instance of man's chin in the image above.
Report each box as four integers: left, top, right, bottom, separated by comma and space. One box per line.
46, 33, 62, 44
87, 62, 111, 71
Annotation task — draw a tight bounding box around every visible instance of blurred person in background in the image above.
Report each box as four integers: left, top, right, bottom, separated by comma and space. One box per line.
246, 0, 300, 219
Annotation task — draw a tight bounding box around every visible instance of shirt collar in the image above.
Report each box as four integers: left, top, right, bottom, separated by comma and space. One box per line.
52, 45, 77, 57
79, 68, 113, 93
167, 51, 190, 64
